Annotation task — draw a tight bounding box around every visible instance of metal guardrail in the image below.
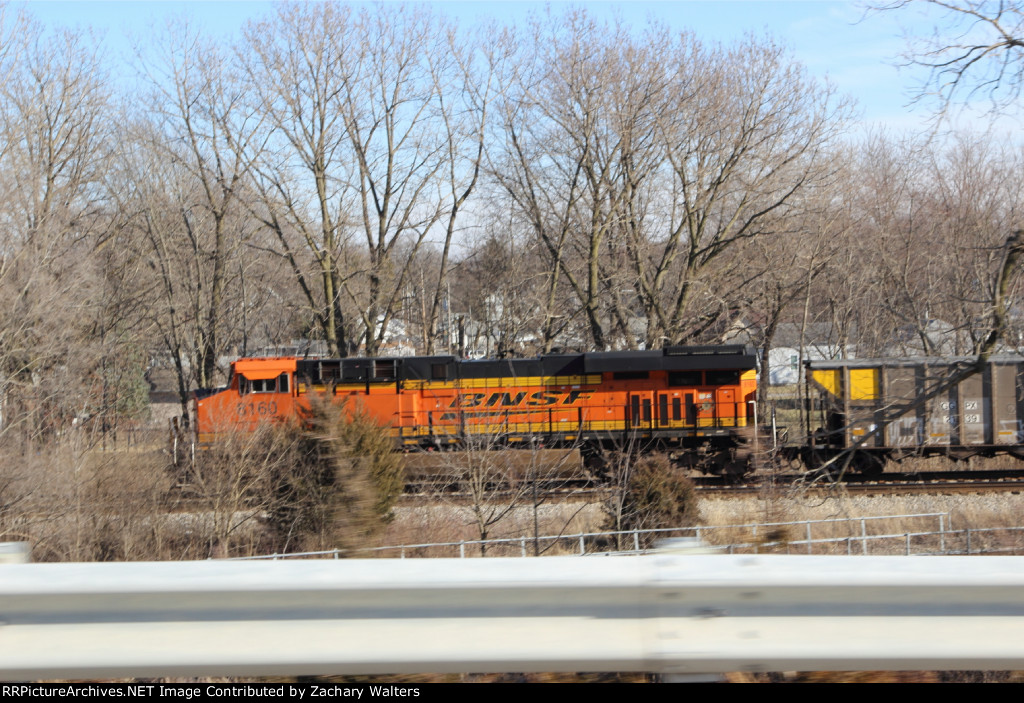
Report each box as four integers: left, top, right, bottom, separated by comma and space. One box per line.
4, 554, 1024, 678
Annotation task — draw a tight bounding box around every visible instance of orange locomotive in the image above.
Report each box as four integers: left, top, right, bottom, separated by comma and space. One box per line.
193, 345, 758, 474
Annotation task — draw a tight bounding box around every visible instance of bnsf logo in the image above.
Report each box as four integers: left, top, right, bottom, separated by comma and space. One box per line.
450, 390, 593, 408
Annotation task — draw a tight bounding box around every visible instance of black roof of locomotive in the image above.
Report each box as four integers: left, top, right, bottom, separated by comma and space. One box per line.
296, 345, 756, 382
583, 345, 756, 372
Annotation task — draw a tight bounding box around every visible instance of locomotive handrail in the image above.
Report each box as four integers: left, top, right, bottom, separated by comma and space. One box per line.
3, 554, 1024, 678
410, 399, 749, 434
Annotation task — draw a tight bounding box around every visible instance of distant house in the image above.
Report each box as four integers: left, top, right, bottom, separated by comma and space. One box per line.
765, 346, 840, 385
884, 318, 960, 357
725, 319, 857, 385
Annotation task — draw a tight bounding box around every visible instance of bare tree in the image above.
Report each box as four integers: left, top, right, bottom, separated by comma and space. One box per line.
436, 434, 585, 555
842, 132, 1024, 356
239, 2, 355, 356
0, 10, 118, 442
920, 133, 1024, 352
131, 20, 267, 389
489, 13, 849, 351
490, 11, 663, 351
242, 2, 469, 357
637, 34, 850, 346
417, 24, 504, 354
454, 224, 556, 357
854, 134, 941, 354
876, 1, 1024, 359
878, 0, 1024, 115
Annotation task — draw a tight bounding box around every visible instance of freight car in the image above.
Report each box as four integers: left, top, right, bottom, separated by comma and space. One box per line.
191, 345, 759, 476
804, 355, 1024, 473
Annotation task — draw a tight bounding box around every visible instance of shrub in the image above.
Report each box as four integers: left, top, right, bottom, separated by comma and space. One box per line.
265, 394, 404, 554
605, 453, 700, 548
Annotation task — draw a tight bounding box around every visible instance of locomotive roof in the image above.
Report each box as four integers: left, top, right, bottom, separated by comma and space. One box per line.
233, 357, 297, 379
285, 345, 757, 382
581, 345, 756, 372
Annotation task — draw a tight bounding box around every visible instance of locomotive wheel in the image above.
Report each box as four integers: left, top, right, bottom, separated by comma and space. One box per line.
582, 448, 610, 481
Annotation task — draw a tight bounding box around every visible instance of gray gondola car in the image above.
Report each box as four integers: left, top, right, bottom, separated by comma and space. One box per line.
804, 355, 1024, 472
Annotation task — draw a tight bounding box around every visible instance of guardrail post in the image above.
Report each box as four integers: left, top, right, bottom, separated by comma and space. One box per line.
634, 531, 640, 552
520, 537, 526, 558
940, 515, 946, 553
862, 519, 868, 555
579, 535, 586, 555
806, 521, 812, 554
459, 542, 465, 559
905, 533, 911, 555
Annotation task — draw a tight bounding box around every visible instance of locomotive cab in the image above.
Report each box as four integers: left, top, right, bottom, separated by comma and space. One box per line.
193, 358, 299, 444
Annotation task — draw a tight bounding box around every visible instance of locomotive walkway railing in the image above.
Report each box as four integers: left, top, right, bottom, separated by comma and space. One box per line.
4, 554, 1024, 678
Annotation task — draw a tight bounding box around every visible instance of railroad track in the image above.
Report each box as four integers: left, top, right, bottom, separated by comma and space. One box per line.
169, 464, 1024, 507
695, 470, 1024, 496
400, 472, 1024, 503
398, 487, 608, 507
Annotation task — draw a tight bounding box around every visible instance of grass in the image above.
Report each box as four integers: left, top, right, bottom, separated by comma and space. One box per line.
375, 487, 1024, 557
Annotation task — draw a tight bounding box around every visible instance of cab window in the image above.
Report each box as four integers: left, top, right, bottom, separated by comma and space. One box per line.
250, 378, 275, 393
239, 373, 291, 394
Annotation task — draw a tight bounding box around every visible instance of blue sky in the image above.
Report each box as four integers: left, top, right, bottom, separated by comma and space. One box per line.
22, 0, 1020, 136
